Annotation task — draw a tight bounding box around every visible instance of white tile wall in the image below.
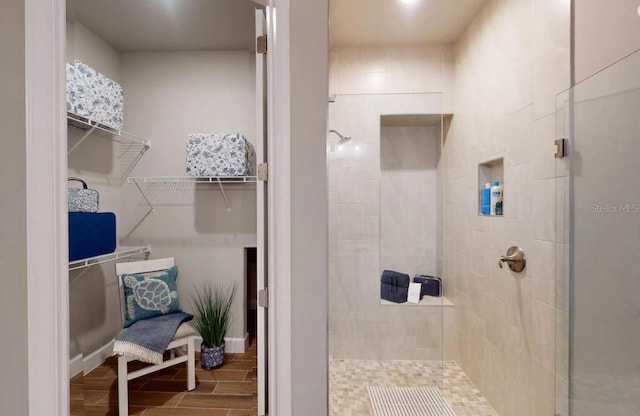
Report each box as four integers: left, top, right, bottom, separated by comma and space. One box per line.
445, 0, 571, 414
328, 94, 447, 361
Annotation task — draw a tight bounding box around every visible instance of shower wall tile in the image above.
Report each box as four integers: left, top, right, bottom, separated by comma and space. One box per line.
504, 275, 533, 337
532, 114, 557, 180
504, 163, 534, 220
483, 340, 507, 416
532, 178, 556, 242
483, 248, 507, 303
532, 299, 556, 370
532, 359, 556, 416
505, 105, 534, 167
483, 296, 505, 351
505, 378, 533, 416
467, 272, 486, 319
503, 322, 533, 387
335, 203, 365, 240
447, 0, 570, 414
329, 45, 454, 109
531, 239, 556, 306
468, 312, 486, 361
533, 0, 570, 57
533, 47, 571, 119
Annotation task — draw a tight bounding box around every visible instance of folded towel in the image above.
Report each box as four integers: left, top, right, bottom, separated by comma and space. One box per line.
112, 311, 193, 365
381, 270, 410, 303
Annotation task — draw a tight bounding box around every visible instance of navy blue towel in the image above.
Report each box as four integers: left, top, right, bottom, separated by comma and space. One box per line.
380, 270, 410, 303
413, 275, 442, 298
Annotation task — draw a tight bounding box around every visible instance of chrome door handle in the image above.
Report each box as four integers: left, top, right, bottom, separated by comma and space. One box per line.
498, 246, 526, 272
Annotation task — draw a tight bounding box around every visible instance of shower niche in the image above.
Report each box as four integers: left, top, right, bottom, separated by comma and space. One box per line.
328, 93, 449, 362
477, 157, 504, 217
379, 114, 444, 306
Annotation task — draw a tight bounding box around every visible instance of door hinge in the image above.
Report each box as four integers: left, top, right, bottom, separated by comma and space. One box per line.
555, 138, 567, 158
257, 35, 267, 54
258, 289, 269, 308
257, 163, 268, 181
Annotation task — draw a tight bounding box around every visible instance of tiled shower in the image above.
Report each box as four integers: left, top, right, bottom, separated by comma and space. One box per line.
327, 0, 640, 415
327, 93, 446, 361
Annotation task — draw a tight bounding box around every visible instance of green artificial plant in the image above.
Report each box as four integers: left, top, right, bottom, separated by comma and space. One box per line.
190, 281, 238, 348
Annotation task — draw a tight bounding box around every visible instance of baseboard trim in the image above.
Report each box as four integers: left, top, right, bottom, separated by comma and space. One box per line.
69, 354, 83, 378
83, 340, 114, 375
194, 333, 249, 353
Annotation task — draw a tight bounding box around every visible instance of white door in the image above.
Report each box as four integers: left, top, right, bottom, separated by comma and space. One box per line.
255, 7, 268, 415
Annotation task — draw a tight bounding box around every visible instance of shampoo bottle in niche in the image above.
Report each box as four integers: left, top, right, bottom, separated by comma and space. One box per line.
491, 181, 503, 216
481, 183, 491, 215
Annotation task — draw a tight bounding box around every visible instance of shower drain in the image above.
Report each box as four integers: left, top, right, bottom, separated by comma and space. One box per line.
367, 386, 457, 416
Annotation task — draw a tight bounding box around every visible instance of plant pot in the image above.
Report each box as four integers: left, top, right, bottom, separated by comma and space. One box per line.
200, 342, 225, 369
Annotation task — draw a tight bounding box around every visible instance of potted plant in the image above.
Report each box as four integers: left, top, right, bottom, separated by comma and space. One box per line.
190, 281, 238, 369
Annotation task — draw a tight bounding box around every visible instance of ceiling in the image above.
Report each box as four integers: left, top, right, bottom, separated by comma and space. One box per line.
66, 0, 260, 52
66, 0, 488, 52
330, 0, 488, 46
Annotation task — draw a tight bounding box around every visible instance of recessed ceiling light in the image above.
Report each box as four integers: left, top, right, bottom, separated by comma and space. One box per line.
400, 0, 417, 4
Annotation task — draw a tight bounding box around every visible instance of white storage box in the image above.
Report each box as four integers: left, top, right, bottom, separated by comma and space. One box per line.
66, 60, 124, 130
186, 133, 256, 177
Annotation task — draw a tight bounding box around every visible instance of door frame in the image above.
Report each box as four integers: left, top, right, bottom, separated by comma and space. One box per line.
25, 0, 69, 415
27, 0, 294, 415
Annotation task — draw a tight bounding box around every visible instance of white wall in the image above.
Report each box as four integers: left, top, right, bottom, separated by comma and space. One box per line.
446, 0, 571, 415
67, 20, 121, 82
289, 0, 329, 413
120, 51, 256, 341
0, 0, 29, 414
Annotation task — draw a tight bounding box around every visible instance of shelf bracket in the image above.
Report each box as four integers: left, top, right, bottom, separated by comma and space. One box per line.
68, 123, 98, 155
134, 181, 155, 212
119, 142, 150, 184
216, 178, 232, 212
126, 181, 156, 239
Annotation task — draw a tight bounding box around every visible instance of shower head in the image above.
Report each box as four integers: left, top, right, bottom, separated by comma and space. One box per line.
329, 129, 352, 144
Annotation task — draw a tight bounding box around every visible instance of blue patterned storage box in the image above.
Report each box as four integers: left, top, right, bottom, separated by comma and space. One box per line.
66, 60, 124, 130
186, 133, 256, 177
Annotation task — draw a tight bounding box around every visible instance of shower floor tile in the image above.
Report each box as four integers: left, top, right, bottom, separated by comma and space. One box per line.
330, 359, 498, 416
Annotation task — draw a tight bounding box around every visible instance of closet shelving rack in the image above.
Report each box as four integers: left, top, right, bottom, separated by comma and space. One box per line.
127, 175, 257, 213
68, 245, 151, 271
67, 113, 153, 271
67, 113, 151, 181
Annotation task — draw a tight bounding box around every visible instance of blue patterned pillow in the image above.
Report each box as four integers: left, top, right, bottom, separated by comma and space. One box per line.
120, 265, 182, 328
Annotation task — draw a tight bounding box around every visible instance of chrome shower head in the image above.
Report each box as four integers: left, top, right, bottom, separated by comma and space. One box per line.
329, 129, 352, 144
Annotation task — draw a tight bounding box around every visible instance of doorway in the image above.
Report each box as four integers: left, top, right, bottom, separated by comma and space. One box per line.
65, 1, 267, 414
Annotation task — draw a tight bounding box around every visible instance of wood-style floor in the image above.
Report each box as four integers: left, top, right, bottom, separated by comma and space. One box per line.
70, 340, 257, 416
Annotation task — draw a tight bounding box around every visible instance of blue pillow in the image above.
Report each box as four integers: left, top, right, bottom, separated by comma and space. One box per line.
120, 265, 182, 328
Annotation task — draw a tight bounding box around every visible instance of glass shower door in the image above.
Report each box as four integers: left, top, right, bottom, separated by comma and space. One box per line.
556, 49, 640, 415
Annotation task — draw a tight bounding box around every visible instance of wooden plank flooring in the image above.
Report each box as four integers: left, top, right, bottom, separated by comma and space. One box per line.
71, 340, 257, 415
